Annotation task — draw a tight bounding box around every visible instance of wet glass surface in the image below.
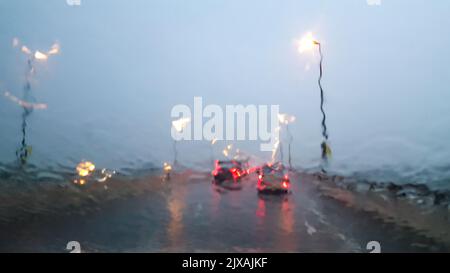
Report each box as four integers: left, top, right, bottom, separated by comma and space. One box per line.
0, 1, 450, 189
0, 0, 450, 252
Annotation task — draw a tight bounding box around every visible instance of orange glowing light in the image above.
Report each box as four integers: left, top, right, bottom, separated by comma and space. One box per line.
76, 161, 95, 177
211, 137, 217, 145
73, 178, 86, 185
297, 32, 319, 53
163, 162, 172, 173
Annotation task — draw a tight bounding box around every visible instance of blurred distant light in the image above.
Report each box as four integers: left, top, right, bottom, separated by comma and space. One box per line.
21, 45, 31, 55
172, 117, 190, 133
14, 38, 60, 60
222, 144, 233, 158
97, 168, 115, 182
4, 91, 47, 110
47, 43, 60, 55
278, 113, 296, 125
12, 37, 20, 48
163, 162, 172, 173
76, 161, 95, 177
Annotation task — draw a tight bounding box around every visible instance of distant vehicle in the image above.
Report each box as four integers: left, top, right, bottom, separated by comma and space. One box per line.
257, 162, 291, 194
212, 160, 246, 184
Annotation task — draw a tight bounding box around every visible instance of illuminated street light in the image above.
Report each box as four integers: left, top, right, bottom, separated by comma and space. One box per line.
297, 32, 332, 172
297, 32, 318, 53
171, 117, 190, 166
10, 38, 60, 165
163, 162, 172, 180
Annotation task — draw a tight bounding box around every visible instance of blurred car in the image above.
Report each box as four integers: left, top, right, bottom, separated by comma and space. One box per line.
257, 162, 291, 194
212, 160, 246, 183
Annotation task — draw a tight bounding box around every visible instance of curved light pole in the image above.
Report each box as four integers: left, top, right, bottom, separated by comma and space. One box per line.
11, 39, 60, 165
316, 41, 331, 164
298, 32, 331, 172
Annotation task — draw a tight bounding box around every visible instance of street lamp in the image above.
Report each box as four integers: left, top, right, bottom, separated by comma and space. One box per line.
278, 113, 296, 170
11, 38, 60, 165
171, 117, 190, 166
210, 137, 217, 164
298, 32, 332, 172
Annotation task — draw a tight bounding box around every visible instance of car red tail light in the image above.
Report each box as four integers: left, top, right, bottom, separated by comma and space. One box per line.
230, 168, 242, 180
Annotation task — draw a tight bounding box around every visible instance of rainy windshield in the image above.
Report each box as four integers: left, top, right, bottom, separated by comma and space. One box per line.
0, 0, 449, 254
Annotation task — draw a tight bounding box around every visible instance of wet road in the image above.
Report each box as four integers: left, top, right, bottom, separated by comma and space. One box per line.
0, 171, 446, 252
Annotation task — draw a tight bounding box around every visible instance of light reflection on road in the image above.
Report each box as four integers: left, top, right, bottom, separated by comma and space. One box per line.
0, 171, 444, 252
159, 172, 308, 252
166, 184, 187, 251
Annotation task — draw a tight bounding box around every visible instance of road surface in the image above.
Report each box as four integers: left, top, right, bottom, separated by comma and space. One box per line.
0, 170, 447, 252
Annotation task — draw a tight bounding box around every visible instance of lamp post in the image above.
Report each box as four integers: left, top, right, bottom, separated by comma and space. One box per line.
171, 117, 190, 167
210, 137, 217, 165
11, 39, 59, 165
278, 113, 296, 170
298, 32, 331, 172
